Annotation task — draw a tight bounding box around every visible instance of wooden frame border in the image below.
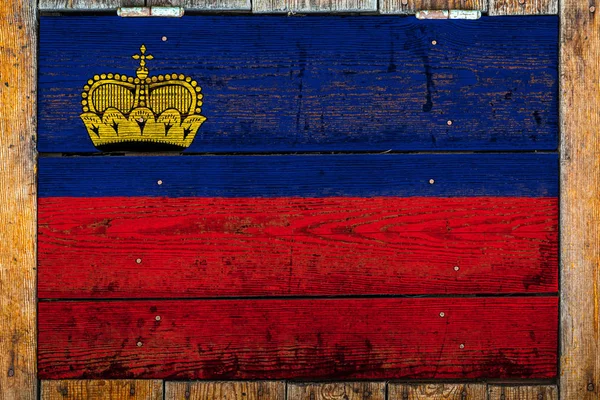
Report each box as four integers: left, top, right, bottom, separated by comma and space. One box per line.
2, 0, 596, 398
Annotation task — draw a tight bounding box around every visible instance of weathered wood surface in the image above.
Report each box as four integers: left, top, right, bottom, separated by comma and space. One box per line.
0, 0, 37, 399
38, 16, 558, 153
252, 0, 376, 12
288, 383, 385, 400
488, 385, 558, 400
165, 381, 285, 400
41, 380, 164, 400
37, 154, 558, 198
38, 297, 558, 379
560, 0, 600, 395
388, 383, 487, 399
147, 0, 251, 10
38, 196, 558, 298
379, 0, 486, 14
39, 0, 144, 10
488, 0, 557, 15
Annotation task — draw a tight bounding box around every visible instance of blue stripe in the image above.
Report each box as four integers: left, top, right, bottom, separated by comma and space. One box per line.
38, 16, 558, 153
38, 154, 558, 198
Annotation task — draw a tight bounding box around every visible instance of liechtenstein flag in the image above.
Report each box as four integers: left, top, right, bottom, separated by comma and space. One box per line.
37, 16, 559, 380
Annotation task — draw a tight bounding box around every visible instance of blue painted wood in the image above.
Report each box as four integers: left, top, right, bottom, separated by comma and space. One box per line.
38, 16, 558, 153
38, 154, 558, 198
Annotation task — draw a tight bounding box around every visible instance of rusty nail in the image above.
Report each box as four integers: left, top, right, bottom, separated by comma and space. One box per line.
60, 387, 68, 396
155, 315, 161, 321
590, 5, 596, 12
137, 341, 143, 347
500, 395, 505, 400
185, 391, 191, 398
537, 394, 543, 400
439, 312, 445, 317
461, 391, 467, 399
429, 179, 435, 184
588, 383, 595, 391
7, 368, 14, 377
130, 386, 136, 395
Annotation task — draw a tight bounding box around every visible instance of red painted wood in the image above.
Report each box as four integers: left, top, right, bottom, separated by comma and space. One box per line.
38, 197, 558, 298
37, 297, 558, 380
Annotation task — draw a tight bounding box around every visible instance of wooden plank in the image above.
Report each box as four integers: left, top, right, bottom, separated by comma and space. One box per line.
388, 383, 487, 399
252, 0, 375, 13
38, 16, 558, 153
488, 385, 558, 400
38, 196, 558, 298
41, 380, 164, 400
37, 154, 558, 198
287, 382, 385, 400
488, 0, 557, 15
560, 0, 600, 395
379, 0, 486, 15
147, 0, 251, 10
39, 0, 144, 11
38, 297, 558, 379
0, 0, 37, 399
165, 381, 284, 400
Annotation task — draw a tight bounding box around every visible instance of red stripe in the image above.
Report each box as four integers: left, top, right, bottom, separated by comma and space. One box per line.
38, 196, 558, 298
38, 297, 558, 380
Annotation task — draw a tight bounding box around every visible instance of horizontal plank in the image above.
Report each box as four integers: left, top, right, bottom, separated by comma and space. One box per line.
380, 0, 487, 14
388, 383, 487, 399
38, 154, 558, 198
38, 196, 558, 299
164, 381, 284, 400
487, 385, 558, 400
252, 0, 376, 12
488, 0, 558, 15
39, 0, 144, 10
41, 380, 163, 400
147, 0, 251, 10
38, 297, 558, 380
39, 16, 558, 153
287, 382, 385, 400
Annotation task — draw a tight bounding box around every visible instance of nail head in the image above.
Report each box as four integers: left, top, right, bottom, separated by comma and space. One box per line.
136, 258, 142, 264
439, 312, 445, 317
157, 180, 163, 185
155, 315, 161, 321
162, 36, 168, 41
590, 5, 596, 12
137, 341, 143, 347
429, 179, 435, 184
447, 120, 453, 126
432, 40, 437, 45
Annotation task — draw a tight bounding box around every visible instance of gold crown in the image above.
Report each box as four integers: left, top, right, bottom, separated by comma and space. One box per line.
80, 45, 206, 151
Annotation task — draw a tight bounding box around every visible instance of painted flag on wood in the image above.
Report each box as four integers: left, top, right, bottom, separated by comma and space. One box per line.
37, 16, 559, 380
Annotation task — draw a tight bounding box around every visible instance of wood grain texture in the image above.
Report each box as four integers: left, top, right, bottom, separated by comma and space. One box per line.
165, 381, 284, 400
560, 0, 600, 396
379, 0, 486, 15
37, 154, 558, 198
38, 297, 558, 380
38, 196, 558, 299
488, 0, 557, 15
252, 0, 376, 12
147, 0, 251, 10
388, 383, 486, 399
39, 0, 144, 11
41, 380, 164, 400
488, 385, 558, 400
0, 0, 37, 398
287, 382, 385, 400
38, 16, 558, 153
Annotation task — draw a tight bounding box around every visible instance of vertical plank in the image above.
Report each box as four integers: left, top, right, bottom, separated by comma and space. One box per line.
41, 380, 164, 399
252, 0, 376, 14
0, 0, 37, 399
379, 0, 486, 14
488, 0, 557, 15
288, 383, 385, 400
488, 385, 558, 400
560, 0, 600, 396
165, 381, 285, 400
147, 0, 251, 10
388, 384, 487, 399
39, 0, 144, 11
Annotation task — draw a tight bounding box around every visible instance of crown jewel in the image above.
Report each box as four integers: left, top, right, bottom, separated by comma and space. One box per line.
80, 45, 206, 151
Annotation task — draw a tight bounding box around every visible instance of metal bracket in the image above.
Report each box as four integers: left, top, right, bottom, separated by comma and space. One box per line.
117, 7, 185, 17
416, 10, 482, 19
